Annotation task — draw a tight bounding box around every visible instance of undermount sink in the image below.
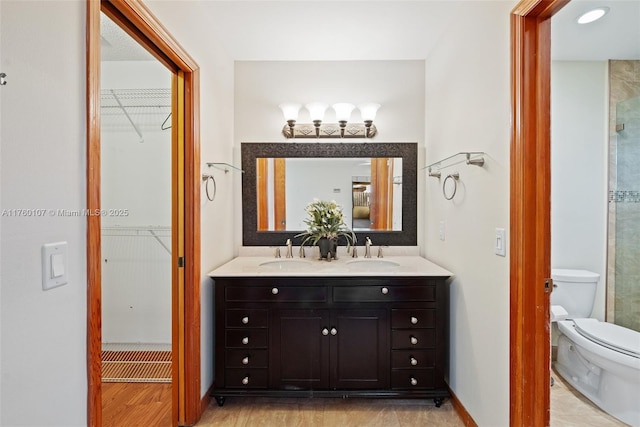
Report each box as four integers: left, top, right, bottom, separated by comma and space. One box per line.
258, 259, 312, 270
346, 259, 400, 269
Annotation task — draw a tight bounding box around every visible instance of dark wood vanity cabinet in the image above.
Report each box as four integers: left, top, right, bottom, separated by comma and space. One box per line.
213, 276, 449, 406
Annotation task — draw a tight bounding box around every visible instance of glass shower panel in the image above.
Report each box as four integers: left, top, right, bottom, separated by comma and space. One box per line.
614, 95, 640, 332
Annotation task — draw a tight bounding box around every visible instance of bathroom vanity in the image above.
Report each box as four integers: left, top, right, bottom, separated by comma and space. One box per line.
209, 254, 452, 407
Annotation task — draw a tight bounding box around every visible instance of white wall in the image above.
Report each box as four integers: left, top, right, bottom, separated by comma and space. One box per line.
101, 60, 172, 344
551, 61, 608, 320
0, 1, 87, 425
145, 0, 236, 398
423, 2, 513, 425
233, 60, 426, 246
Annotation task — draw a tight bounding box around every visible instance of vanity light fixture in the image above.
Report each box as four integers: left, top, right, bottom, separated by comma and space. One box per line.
576, 7, 609, 24
278, 103, 302, 138
305, 102, 329, 138
280, 102, 380, 139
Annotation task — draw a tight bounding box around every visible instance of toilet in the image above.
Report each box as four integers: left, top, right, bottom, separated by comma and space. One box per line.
552, 268, 640, 427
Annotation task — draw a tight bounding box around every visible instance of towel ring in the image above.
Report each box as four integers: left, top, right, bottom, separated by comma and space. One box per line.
202, 174, 216, 202
443, 173, 459, 200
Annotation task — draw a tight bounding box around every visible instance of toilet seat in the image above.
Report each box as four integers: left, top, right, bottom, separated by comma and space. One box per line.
572, 318, 640, 359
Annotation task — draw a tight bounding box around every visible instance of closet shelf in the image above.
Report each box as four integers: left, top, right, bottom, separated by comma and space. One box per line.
425, 152, 485, 176
101, 88, 171, 137
206, 162, 244, 173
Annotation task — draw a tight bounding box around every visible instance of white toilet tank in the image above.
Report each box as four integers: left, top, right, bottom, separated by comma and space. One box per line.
551, 269, 599, 318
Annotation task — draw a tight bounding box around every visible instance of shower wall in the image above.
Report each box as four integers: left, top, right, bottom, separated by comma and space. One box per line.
607, 60, 640, 332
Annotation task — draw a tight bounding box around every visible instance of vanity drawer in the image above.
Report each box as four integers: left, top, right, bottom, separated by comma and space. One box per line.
226, 309, 268, 328
391, 369, 435, 389
333, 285, 435, 303
225, 329, 268, 348
226, 349, 268, 368
225, 368, 268, 389
391, 329, 435, 349
226, 286, 327, 303
391, 309, 435, 328
391, 350, 435, 369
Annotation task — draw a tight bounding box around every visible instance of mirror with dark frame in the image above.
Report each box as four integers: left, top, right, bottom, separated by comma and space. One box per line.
241, 142, 417, 247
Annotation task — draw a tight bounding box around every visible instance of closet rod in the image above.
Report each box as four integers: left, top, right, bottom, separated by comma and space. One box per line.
110, 89, 144, 143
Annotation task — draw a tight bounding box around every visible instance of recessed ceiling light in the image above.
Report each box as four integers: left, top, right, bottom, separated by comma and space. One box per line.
576, 7, 610, 24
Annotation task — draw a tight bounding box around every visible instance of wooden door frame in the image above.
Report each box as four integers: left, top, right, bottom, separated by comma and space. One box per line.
510, 1, 570, 426
86, 1, 201, 426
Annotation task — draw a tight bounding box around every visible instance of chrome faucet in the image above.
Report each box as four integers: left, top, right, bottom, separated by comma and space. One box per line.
285, 239, 293, 258
351, 245, 358, 258
377, 246, 384, 258
364, 237, 373, 258
274, 247, 281, 258
299, 245, 306, 258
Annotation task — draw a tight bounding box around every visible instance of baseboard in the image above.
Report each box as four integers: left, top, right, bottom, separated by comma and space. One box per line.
200, 381, 215, 416
448, 385, 478, 427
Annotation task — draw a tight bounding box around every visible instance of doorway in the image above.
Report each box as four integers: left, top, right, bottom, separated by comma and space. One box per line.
99, 11, 173, 426
87, 1, 201, 426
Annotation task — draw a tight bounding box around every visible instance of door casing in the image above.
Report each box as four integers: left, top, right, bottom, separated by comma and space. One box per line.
86, 0, 201, 425
510, 1, 570, 426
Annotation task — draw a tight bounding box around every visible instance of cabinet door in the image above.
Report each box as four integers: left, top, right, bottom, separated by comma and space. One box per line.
270, 309, 330, 390
330, 309, 389, 389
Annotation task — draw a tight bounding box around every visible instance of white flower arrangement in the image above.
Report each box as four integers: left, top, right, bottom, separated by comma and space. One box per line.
295, 199, 356, 248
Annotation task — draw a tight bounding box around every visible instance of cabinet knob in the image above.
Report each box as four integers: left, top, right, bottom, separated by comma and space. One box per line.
242, 316, 249, 324
322, 328, 329, 336
381, 287, 389, 295
242, 376, 249, 385
242, 356, 249, 365
410, 357, 418, 366
410, 336, 418, 345
271, 287, 279, 295
330, 328, 338, 336
410, 316, 418, 325
242, 337, 249, 345
410, 377, 418, 386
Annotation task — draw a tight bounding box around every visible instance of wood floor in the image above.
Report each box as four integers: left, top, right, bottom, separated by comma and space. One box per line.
102, 382, 172, 427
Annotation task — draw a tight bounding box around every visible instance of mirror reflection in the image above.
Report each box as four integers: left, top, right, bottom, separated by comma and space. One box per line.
256, 158, 402, 232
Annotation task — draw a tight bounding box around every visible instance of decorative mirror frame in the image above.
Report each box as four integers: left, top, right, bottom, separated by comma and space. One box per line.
241, 142, 418, 246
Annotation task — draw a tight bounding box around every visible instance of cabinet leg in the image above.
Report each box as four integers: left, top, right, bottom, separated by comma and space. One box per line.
215, 396, 226, 407
433, 397, 443, 408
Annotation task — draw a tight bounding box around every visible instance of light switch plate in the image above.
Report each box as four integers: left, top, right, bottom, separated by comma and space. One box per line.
495, 228, 506, 257
42, 241, 68, 290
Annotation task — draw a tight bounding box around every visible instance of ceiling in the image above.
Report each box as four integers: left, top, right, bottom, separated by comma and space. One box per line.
101, 0, 640, 62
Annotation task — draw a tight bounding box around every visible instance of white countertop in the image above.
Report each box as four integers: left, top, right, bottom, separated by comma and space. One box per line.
208, 253, 453, 278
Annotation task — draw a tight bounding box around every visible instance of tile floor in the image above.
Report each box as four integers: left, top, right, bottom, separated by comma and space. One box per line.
550, 367, 628, 427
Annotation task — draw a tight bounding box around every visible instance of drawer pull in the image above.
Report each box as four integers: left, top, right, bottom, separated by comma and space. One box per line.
242, 356, 249, 365
410, 357, 418, 366
410, 336, 418, 345
322, 328, 329, 336
410, 316, 418, 325
242, 316, 249, 324
410, 377, 418, 386
271, 287, 279, 295
330, 327, 338, 336
242, 337, 249, 345
381, 287, 389, 295
242, 376, 249, 385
